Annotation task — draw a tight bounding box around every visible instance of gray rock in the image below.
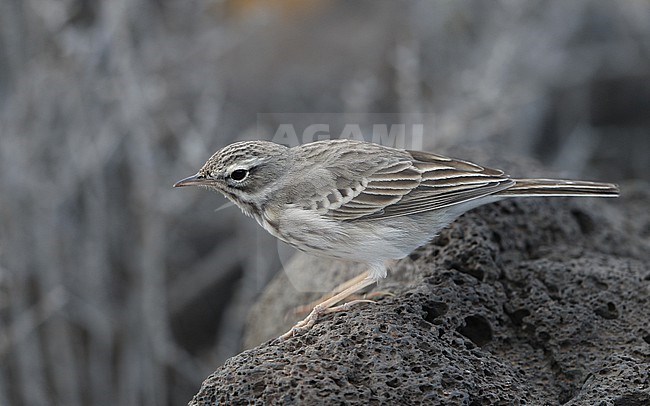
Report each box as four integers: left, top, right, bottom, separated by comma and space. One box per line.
190, 181, 649, 405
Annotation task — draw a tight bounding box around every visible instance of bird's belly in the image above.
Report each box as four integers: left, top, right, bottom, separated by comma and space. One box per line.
273, 208, 461, 264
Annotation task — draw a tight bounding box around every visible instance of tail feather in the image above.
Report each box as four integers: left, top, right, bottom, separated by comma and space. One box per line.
496, 178, 619, 198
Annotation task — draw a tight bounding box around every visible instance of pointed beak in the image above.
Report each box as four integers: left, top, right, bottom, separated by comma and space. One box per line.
173, 173, 209, 188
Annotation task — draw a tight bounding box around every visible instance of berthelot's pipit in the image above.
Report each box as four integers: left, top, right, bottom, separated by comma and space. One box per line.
174, 139, 619, 339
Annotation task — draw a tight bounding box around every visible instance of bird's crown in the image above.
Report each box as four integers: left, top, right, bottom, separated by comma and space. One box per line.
199, 140, 288, 178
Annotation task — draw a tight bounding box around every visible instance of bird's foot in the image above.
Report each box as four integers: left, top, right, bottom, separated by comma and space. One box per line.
278, 274, 378, 340
279, 299, 375, 340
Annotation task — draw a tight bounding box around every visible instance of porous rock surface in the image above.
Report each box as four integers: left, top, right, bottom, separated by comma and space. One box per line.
190, 181, 649, 405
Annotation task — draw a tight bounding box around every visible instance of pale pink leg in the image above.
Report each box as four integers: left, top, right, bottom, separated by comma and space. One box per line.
290, 270, 372, 316
279, 275, 377, 340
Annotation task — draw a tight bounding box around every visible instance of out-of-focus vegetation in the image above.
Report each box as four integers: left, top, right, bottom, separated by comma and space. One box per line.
0, 0, 648, 404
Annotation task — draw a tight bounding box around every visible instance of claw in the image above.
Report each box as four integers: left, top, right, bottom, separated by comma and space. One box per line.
279, 300, 376, 340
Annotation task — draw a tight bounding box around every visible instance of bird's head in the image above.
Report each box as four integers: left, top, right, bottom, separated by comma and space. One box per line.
174, 141, 290, 207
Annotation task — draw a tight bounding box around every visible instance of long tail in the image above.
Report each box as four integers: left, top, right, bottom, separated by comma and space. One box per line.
495, 178, 619, 198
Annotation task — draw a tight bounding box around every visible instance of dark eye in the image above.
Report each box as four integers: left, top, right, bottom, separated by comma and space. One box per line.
230, 169, 248, 181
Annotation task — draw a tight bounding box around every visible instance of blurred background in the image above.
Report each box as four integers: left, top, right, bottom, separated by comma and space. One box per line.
1, 0, 648, 404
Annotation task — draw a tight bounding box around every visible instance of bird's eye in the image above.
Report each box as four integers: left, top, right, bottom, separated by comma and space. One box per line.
230, 169, 248, 181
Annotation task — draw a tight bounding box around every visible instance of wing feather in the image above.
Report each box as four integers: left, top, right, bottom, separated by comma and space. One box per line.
321, 149, 512, 221
366, 179, 514, 219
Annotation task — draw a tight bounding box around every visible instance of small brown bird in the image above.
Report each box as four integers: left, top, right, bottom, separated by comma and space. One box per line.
175, 139, 619, 339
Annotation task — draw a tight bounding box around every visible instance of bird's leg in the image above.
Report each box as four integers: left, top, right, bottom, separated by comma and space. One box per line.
279, 274, 377, 340
289, 270, 372, 316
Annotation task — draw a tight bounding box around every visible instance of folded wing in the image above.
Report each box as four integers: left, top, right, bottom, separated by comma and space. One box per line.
326, 150, 513, 221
